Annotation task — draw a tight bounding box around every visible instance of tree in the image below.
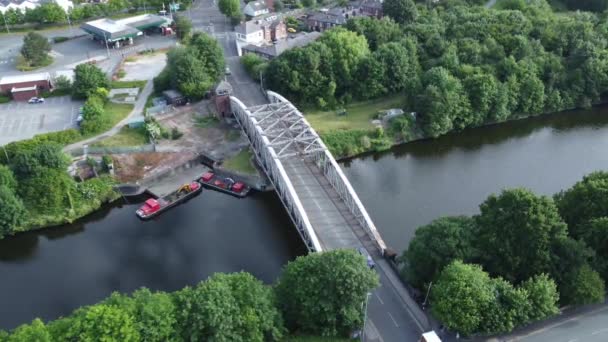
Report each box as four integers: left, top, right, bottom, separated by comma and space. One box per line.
36, 2, 66, 23
318, 28, 370, 100
274, 0, 284, 11
73, 63, 110, 99
53, 75, 72, 92
401, 216, 477, 288
463, 71, 499, 125
168, 48, 214, 99
275, 249, 379, 337
174, 14, 192, 41
580, 217, 608, 280
431, 261, 494, 336
102, 288, 178, 341
376, 39, 421, 95
0, 186, 26, 239
20, 168, 74, 212
20, 32, 51, 67
554, 171, 608, 238
478, 277, 529, 334
241, 53, 267, 80
474, 188, 568, 283
0, 165, 17, 192
218, 0, 241, 21
520, 274, 560, 321
7, 319, 51, 342
559, 264, 606, 305
80, 95, 107, 134
174, 272, 284, 341
345, 17, 402, 51
415, 67, 472, 137
66, 305, 140, 342
188, 32, 225, 81
382, 0, 418, 25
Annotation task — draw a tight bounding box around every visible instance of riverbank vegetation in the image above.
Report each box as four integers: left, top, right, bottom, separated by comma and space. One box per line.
0, 250, 377, 341
400, 172, 608, 336
0, 140, 118, 239
265, 0, 608, 157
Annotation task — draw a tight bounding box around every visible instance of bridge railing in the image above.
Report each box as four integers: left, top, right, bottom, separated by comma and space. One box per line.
265, 91, 388, 256
230, 96, 323, 252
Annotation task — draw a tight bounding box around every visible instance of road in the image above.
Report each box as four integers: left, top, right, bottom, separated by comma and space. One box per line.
499, 303, 608, 342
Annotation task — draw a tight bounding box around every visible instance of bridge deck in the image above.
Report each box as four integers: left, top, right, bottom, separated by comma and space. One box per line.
281, 158, 376, 252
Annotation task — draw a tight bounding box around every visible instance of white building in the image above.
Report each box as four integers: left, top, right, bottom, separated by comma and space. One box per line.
243, 0, 269, 18
235, 20, 265, 45
0, 0, 73, 14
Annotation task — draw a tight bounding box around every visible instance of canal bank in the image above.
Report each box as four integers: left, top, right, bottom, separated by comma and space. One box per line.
1, 104, 608, 330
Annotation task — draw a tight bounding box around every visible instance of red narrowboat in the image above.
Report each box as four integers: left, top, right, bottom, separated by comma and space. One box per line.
198, 171, 251, 198
136, 181, 202, 219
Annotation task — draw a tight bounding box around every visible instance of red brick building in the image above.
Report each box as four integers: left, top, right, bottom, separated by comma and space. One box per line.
0, 72, 52, 101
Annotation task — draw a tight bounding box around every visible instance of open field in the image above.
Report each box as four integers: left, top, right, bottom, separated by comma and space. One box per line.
305, 96, 404, 133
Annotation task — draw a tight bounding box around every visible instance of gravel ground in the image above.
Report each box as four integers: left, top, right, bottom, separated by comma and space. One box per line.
121, 52, 167, 81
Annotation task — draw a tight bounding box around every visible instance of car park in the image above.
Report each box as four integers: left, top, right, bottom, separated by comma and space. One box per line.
28, 97, 44, 104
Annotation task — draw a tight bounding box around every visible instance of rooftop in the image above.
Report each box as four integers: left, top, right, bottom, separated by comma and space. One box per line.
245, 0, 268, 11
242, 32, 321, 58
80, 14, 169, 41
0, 72, 51, 85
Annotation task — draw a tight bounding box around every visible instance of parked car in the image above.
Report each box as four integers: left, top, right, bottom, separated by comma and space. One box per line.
225, 67, 231, 75
28, 97, 44, 104
287, 27, 297, 33
357, 247, 375, 269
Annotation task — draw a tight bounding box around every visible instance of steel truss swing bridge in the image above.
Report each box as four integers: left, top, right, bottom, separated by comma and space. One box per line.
230, 91, 387, 255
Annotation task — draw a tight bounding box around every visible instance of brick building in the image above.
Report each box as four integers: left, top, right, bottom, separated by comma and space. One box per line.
0, 72, 51, 101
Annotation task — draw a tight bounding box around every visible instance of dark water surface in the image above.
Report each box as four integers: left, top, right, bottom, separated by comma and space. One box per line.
342, 107, 608, 252
0, 191, 306, 329
2, 107, 608, 329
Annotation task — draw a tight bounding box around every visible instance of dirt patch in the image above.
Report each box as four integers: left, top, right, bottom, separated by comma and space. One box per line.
113, 151, 196, 183
121, 53, 167, 81
155, 100, 250, 161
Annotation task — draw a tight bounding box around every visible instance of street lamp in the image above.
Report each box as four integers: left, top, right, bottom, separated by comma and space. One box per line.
360, 292, 372, 342
1, 11, 10, 34
102, 31, 111, 57
65, 10, 73, 36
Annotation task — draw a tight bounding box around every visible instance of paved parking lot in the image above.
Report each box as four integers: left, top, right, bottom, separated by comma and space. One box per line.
0, 96, 84, 146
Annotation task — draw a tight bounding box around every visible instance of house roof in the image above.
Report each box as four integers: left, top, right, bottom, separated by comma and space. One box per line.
245, 0, 268, 12
308, 11, 347, 25
235, 20, 263, 35
242, 32, 321, 58
0, 72, 51, 85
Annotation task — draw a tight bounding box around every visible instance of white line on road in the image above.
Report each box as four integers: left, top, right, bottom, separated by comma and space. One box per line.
387, 312, 399, 327
567, 339, 579, 342
591, 328, 608, 335
375, 292, 384, 305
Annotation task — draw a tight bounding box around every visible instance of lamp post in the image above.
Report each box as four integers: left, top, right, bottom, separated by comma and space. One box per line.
360, 292, 372, 342
422, 281, 433, 309
65, 10, 73, 36
1, 11, 10, 34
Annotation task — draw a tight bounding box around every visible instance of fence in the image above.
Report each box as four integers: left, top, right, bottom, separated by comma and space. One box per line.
69, 144, 155, 157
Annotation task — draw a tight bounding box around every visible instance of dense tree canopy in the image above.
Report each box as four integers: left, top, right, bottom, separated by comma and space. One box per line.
400, 216, 477, 288
20, 32, 51, 67
175, 272, 284, 342
166, 32, 225, 99
0, 186, 26, 238
554, 171, 608, 238
275, 249, 379, 337
66, 305, 140, 341
73, 64, 110, 99
474, 188, 567, 283
7, 319, 51, 342
382, 0, 418, 25
431, 261, 559, 336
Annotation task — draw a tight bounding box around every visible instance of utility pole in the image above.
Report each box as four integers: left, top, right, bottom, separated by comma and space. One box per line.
360, 292, 372, 342
422, 281, 433, 309
1, 11, 9, 34
65, 11, 73, 36
102, 31, 111, 57
259, 69, 264, 91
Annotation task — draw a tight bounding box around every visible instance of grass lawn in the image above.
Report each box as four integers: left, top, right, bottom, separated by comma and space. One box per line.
92, 125, 148, 147
111, 80, 147, 90
16, 55, 53, 71
222, 149, 257, 175
82, 102, 133, 139
305, 96, 404, 134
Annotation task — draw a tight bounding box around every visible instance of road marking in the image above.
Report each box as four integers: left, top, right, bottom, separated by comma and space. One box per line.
591, 328, 608, 335
567, 339, 579, 342
375, 292, 384, 305
387, 312, 399, 327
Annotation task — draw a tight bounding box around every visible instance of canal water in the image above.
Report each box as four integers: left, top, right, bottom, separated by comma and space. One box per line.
1, 106, 608, 329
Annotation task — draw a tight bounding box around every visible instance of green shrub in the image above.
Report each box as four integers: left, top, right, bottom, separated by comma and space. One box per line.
171, 127, 183, 140
52, 36, 69, 43
0, 95, 10, 104
153, 66, 171, 92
